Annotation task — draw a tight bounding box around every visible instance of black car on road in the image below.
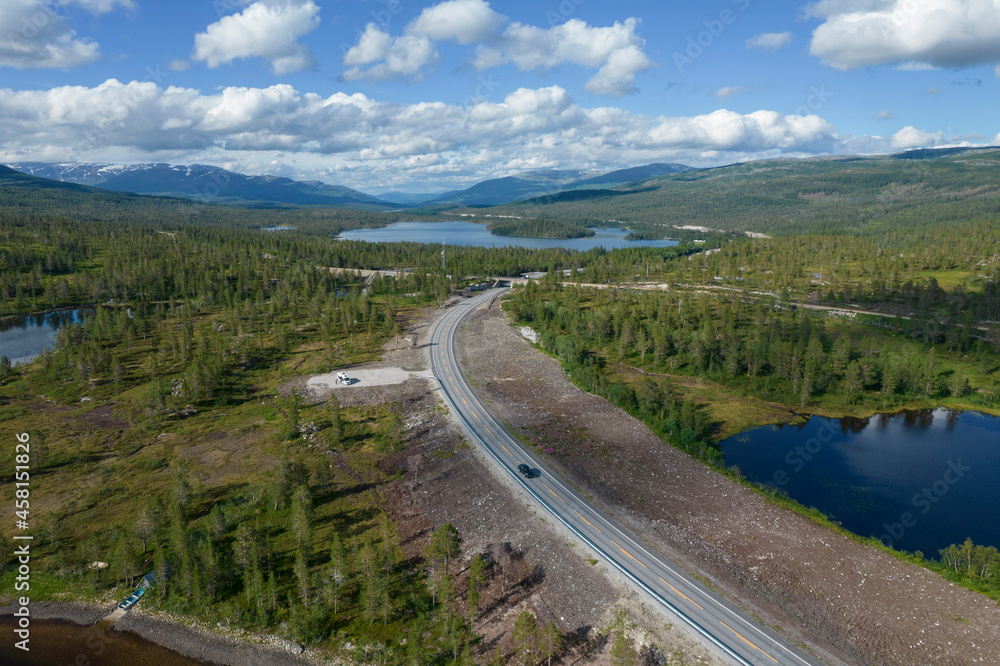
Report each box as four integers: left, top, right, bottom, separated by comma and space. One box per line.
517, 463, 534, 479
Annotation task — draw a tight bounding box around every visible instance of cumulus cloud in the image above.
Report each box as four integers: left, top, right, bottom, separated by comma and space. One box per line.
809, 0, 1000, 70
891, 125, 946, 149
644, 109, 836, 153
746, 32, 793, 51
192, 0, 320, 74
714, 86, 745, 99
0, 0, 102, 69
340, 1, 654, 97
342, 25, 439, 81
406, 0, 505, 44
1, 78, 967, 189
874, 108, 894, 119
473, 18, 655, 97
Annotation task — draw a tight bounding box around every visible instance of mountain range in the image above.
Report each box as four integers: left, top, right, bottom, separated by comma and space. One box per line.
4, 161, 695, 210
7, 162, 398, 210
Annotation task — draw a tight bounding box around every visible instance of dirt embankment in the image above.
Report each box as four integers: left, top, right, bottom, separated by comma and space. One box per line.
454, 298, 1000, 666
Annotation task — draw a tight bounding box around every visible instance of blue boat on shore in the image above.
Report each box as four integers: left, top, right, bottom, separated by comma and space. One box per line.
117, 586, 146, 611
116, 570, 158, 612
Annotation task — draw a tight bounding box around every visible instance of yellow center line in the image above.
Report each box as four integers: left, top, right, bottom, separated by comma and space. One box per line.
484, 427, 493, 437
658, 576, 703, 610
719, 622, 778, 663
500, 443, 512, 456
609, 539, 647, 568
473, 413, 481, 421
541, 482, 565, 503
571, 508, 602, 533
462, 397, 468, 406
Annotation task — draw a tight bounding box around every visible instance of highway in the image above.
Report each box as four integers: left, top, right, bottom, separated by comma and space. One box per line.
428, 288, 823, 666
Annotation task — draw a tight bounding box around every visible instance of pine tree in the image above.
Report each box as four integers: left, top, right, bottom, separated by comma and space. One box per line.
328, 393, 344, 446
539, 621, 562, 666
467, 554, 485, 622
328, 532, 347, 614
513, 611, 538, 666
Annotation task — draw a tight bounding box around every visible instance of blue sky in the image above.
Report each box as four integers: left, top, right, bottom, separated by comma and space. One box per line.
1, 0, 998, 192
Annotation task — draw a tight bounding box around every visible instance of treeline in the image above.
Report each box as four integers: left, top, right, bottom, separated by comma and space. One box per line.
487, 218, 594, 239
509, 282, 997, 413
0, 213, 708, 318
937, 539, 1000, 598
675, 224, 1000, 328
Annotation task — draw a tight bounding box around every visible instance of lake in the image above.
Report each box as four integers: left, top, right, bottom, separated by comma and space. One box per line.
0, 617, 207, 666
720, 408, 1000, 555
0, 309, 93, 365
337, 221, 679, 251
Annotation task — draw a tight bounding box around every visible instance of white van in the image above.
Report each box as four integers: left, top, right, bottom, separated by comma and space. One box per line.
336, 372, 350, 385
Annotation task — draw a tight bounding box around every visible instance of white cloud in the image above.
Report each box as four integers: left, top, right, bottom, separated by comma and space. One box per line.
874, 108, 894, 119
192, 0, 320, 74
406, 0, 505, 44
746, 32, 793, 51
0, 78, 973, 189
809, 0, 1000, 70
644, 109, 836, 153
342, 25, 439, 81
168, 59, 190, 72
891, 125, 945, 149
714, 86, 745, 99
894, 61, 938, 70
340, 3, 654, 97
473, 18, 655, 97
0, 0, 101, 69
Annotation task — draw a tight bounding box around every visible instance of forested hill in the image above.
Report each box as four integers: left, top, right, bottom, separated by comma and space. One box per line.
0, 166, 419, 235
478, 147, 1000, 238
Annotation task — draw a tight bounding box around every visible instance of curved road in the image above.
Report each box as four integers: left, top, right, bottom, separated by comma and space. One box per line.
429, 289, 823, 666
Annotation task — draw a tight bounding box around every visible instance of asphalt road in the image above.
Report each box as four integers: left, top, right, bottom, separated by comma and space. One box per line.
428, 288, 824, 666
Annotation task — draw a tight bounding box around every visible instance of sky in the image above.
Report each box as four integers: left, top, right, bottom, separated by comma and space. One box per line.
0, 0, 998, 193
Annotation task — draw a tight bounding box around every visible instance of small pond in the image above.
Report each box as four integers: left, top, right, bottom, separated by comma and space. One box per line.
720, 408, 1000, 555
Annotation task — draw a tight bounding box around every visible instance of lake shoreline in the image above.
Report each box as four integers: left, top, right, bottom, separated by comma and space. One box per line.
335, 220, 679, 250
0, 304, 96, 323
0, 599, 320, 665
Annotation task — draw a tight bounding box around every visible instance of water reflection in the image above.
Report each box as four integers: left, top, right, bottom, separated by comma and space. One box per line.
0, 617, 207, 666
0, 309, 93, 365
721, 408, 1000, 555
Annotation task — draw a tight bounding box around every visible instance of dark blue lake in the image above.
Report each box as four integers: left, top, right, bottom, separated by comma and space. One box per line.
720, 409, 1000, 556
338, 221, 679, 251
0, 309, 92, 365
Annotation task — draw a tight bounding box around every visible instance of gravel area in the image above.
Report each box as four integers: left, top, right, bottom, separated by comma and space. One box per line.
307, 367, 415, 391
453, 294, 1000, 666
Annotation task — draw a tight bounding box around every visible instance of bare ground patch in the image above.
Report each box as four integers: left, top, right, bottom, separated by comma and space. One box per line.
308, 367, 415, 391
